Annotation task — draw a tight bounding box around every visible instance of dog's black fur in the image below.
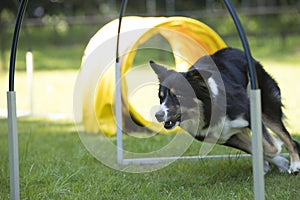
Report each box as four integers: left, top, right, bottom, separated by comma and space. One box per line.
150, 47, 300, 174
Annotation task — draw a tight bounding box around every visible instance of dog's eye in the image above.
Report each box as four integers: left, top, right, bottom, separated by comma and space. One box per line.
170, 92, 181, 99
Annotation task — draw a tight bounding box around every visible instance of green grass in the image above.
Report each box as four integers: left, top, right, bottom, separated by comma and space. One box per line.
1, 118, 300, 199
1, 23, 300, 199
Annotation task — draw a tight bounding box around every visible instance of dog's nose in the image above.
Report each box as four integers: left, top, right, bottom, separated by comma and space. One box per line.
155, 110, 165, 122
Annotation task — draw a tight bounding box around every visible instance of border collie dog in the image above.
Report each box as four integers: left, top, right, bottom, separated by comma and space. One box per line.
150, 47, 300, 174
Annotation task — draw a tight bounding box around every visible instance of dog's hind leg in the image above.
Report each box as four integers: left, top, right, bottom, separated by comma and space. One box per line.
261, 124, 289, 173
223, 129, 279, 174
263, 116, 300, 174
223, 130, 252, 154
223, 126, 289, 174
258, 67, 300, 173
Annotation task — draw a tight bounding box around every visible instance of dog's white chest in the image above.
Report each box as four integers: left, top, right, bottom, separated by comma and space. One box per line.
196, 117, 249, 144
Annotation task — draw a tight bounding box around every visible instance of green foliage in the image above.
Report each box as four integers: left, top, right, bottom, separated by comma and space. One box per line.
1, 0, 299, 71
1, 22, 299, 72
1, 24, 100, 71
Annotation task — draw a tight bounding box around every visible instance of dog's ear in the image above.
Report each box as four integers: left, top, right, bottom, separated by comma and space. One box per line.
186, 67, 212, 81
149, 61, 168, 81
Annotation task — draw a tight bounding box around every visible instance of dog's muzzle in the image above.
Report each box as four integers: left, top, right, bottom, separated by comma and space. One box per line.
155, 110, 180, 130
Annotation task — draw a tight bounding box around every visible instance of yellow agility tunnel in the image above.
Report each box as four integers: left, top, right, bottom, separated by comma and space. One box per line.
76, 16, 226, 135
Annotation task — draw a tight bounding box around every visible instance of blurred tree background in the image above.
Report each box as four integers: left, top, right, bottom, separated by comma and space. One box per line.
0, 0, 299, 71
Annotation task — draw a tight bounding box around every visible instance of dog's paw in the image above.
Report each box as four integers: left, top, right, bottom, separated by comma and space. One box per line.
288, 161, 300, 175
273, 156, 289, 173
269, 155, 289, 173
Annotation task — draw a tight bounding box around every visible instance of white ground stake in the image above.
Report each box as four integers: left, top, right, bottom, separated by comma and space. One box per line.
115, 60, 124, 164
26, 51, 33, 115
250, 89, 265, 200
7, 91, 20, 200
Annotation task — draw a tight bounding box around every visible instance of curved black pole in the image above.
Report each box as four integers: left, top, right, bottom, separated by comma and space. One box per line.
9, 0, 28, 91
116, 0, 258, 89
224, 0, 258, 89
116, 0, 128, 63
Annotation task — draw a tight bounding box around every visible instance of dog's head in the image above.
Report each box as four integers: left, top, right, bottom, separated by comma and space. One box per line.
150, 61, 212, 130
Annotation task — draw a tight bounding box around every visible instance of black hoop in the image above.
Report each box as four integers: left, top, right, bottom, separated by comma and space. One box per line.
115, 0, 259, 89
9, 0, 28, 92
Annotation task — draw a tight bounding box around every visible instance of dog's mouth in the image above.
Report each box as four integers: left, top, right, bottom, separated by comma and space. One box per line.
155, 109, 181, 130
163, 120, 180, 130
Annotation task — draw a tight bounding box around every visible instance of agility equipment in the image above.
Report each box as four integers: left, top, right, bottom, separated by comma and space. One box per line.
78, 1, 264, 199
7, 0, 265, 199
115, 0, 265, 199
7, 0, 28, 199
79, 16, 226, 135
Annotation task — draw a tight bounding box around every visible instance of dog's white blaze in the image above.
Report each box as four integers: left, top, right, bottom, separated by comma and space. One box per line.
160, 99, 169, 121
208, 77, 218, 96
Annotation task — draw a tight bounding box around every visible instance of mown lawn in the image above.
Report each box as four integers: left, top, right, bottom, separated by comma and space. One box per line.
0, 23, 299, 199
0, 118, 300, 199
